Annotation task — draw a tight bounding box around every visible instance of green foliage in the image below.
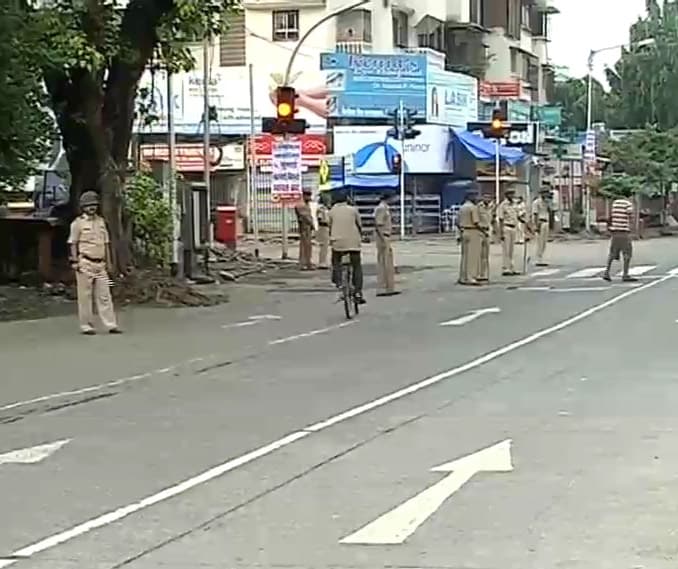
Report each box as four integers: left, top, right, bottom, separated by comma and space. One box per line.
552, 76, 610, 131
0, 0, 55, 190
601, 127, 678, 197
605, 1, 678, 130
125, 171, 172, 268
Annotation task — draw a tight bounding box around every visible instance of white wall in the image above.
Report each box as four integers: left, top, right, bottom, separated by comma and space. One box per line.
445, 0, 467, 22
245, 7, 333, 73
484, 31, 513, 82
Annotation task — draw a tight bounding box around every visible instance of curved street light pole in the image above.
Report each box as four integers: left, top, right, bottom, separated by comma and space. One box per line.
283, 0, 370, 86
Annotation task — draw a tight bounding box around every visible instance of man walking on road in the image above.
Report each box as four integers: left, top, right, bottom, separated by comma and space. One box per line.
295, 189, 315, 270
374, 193, 399, 296
316, 192, 330, 269
478, 194, 492, 282
532, 185, 552, 266
497, 187, 520, 276
603, 190, 638, 282
457, 187, 483, 286
329, 191, 365, 304
68, 191, 121, 335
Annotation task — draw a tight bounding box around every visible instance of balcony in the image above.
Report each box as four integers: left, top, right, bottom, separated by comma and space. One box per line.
242, 0, 325, 7
335, 40, 372, 54
444, 23, 489, 80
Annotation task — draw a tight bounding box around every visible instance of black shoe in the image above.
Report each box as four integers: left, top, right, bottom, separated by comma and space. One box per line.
81, 329, 96, 336
109, 328, 123, 334
622, 275, 638, 282
602, 273, 612, 282
355, 294, 367, 305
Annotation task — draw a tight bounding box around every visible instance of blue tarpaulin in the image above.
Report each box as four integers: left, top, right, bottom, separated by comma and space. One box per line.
326, 174, 399, 191
448, 129, 526, 165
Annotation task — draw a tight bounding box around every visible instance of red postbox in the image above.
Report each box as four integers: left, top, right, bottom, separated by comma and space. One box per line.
215, 205, 237, 248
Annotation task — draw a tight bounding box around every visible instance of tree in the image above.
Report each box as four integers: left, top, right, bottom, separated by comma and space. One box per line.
0, 0, 54, 190
605, 0, 678, 129
30, 0, 240, 272
551, 75, 614, 132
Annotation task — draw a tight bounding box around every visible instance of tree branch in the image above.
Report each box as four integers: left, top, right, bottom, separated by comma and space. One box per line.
103, 0, 174, 163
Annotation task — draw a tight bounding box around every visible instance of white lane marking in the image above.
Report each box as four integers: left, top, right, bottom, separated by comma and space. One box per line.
340, 440, 512, 545
530, 268, 560, 278
440, 307, 501, 327
0, 431, 310, 569
551, 286, 610, 292
565, 267, 605, 279
616, 265, 656, 277
249, 315, 281, 321
0, 439, 71, 467
304, 272, 672, 433
268, 321, 357, 345
1, 273, 673, 565
670, 267, 678, 276
221, 321, 259, 329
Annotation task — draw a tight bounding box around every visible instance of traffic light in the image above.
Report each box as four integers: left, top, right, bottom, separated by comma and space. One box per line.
488, 108, 507, 139
392, 153, 402, 174
386, 107, 421, 140
262, 86, 307, 135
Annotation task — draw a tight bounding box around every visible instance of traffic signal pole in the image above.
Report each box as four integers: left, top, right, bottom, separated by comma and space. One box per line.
399, 99, 406, 240
494, 139, 501, 204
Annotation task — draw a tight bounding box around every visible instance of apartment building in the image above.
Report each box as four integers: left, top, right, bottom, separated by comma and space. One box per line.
219, 0, 558, 101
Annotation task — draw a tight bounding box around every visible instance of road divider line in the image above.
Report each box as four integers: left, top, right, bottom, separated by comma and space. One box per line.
268, 321, 357, 345
1, 273, 673, 565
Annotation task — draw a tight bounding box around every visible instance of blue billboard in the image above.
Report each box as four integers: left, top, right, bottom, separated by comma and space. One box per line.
320, 52, 427, 119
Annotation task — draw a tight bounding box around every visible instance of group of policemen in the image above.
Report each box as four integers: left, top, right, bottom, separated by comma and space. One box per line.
294, 189, 399, 298
457, 183, 552, 285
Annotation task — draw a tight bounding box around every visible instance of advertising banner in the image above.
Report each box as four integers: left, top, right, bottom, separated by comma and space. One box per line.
426, 69, 478, 129
320, 52, 427, 119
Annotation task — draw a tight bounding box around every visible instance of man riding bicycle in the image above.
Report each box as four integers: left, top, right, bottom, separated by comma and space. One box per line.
329, 190, 366, 304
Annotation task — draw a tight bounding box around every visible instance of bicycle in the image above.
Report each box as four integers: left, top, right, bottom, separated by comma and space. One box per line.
339, 253, 360, 320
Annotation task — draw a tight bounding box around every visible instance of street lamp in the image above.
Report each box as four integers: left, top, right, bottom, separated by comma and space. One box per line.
583, 37, 655, 231
283, 0, 370, 86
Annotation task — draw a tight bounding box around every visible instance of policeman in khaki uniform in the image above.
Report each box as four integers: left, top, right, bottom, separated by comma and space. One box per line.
68, 191, 121, 335
532, 186, 552, 266
477, 194, 493, 282
374, 193, 399, 296
497, 187, 521, 276
316, 192, 330, 269
457, 188, 484, 286
294, 189, 315, 270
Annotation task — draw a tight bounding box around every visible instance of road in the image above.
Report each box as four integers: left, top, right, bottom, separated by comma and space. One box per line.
2, 237, 678, 569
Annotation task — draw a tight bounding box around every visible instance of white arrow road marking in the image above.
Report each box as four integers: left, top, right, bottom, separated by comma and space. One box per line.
0, 439, 71, 467
440, 307, 501, 327
339, 440, 513, 545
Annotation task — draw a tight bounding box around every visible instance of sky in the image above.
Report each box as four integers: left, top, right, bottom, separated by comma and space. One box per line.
549, 0, 648, 80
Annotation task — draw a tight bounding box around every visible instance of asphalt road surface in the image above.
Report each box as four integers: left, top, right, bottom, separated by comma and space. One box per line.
2, 238, 678, 569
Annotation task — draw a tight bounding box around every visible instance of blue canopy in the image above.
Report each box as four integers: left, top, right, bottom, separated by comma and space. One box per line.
327, 174, 399, 191
449, 129, 526, 165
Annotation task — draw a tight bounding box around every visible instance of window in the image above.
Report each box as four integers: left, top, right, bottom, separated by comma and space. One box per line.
219, 12, 246, 67
272, 10, 299, 42
507, 0, 521, 39
510, 48, 519, 74
392, 11, 408, 48
469, 0, 483, 25
521, 1, 531, 29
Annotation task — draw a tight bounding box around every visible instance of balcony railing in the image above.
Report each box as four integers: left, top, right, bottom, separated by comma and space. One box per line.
335, 40, 372, 54
242, 0, 325, 7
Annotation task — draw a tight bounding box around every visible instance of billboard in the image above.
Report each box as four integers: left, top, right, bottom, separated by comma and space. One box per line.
320, 52, 427, 119
333, 125, 452, 174
135, 66, 327, 135
426, 69, 478, 128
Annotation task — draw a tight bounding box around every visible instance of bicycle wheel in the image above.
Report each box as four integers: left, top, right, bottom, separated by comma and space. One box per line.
342, 264, 355, 320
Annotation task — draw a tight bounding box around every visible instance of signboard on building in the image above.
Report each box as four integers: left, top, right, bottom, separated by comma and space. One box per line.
139, 144, 221, 172
466, 121, 539, 154
320, 52, 427, 118
251, 134, 326, 167
333, 125, 452, 174
426, 69, 478, 128
479, 80, 523, 100
271, 139, 303, 203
